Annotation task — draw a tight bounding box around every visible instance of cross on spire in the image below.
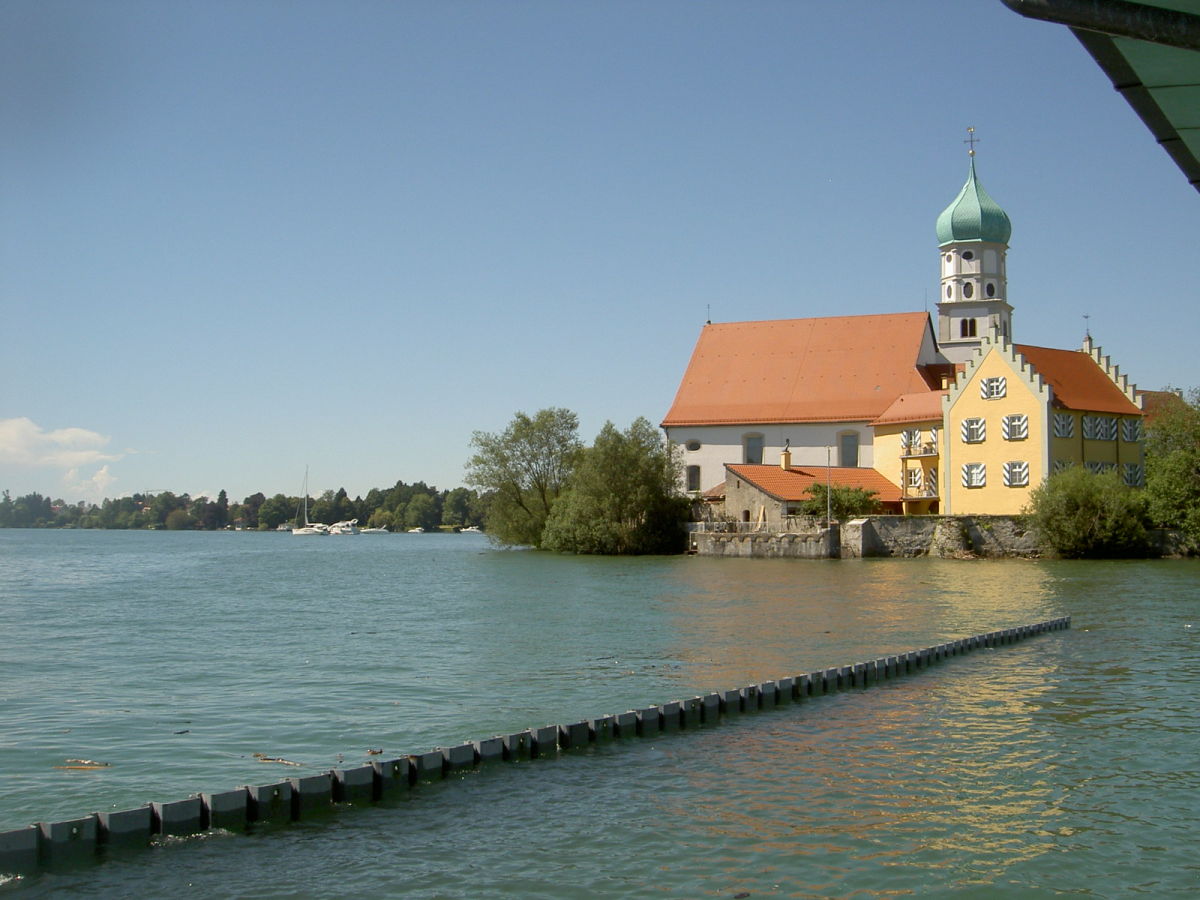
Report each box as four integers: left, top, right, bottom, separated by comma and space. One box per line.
964, 126, 980, 157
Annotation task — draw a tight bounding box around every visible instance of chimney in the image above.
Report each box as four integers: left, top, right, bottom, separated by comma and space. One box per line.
780, 447, 792, 469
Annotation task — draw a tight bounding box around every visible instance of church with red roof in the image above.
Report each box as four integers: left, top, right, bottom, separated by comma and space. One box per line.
662, 145, 1146, 519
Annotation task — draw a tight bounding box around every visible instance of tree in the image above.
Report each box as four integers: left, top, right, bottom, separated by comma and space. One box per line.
404, 493, 441, 531
466, 408, 582, 547
798, 483, 882, 520
441, 487, 474, 528
1025, 466, 1150, 559
1144, 387, 1200, 548
542, 418, 689, 555
257, 493, 295, 530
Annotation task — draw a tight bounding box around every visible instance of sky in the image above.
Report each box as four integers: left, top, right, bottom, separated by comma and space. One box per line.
2, 0, 1197, 505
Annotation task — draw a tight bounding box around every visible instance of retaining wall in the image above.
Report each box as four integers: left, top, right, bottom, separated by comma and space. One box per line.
0, 616, 1071, 878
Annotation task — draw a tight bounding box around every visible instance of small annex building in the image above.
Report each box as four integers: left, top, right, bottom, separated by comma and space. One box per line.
662, 147, 1146, 518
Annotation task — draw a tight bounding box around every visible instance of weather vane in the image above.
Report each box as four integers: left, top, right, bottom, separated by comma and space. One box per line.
964, 126, 980, 157
1083, 313, 1091, 339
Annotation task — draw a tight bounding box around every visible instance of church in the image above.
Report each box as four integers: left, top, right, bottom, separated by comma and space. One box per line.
661, 146, 1146, 520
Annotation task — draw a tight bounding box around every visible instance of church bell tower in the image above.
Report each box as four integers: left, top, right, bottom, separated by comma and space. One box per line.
935, 129, 1013, 363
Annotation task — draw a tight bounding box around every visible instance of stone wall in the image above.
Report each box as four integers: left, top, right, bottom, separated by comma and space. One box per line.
692, 516, 1040, 559
691, 518, 1190, 559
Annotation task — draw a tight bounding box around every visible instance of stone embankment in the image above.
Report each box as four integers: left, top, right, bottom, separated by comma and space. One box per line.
693, 515, 1039, 559
692, 517, 1190, 559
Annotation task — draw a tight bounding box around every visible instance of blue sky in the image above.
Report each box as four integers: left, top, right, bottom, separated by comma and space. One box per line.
3, 0, 1196, 505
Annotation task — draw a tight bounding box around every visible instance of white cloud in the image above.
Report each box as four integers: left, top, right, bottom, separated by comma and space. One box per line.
0, 417, 122, 468
62, 465, 118, 504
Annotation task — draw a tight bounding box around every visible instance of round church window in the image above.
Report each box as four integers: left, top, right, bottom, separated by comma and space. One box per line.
986, 282, 995, 297
963, 282, 974, 299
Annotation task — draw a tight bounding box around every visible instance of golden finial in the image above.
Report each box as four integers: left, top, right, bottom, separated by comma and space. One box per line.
964, 126, 979, 157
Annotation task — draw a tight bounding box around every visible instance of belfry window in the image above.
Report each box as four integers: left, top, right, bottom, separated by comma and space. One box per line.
962, 282, 974, 299
986, 282, 996, 297
960, 318, 977, 338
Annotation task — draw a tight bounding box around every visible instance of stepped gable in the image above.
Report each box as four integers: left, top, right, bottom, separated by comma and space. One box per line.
662, 312, 938, 427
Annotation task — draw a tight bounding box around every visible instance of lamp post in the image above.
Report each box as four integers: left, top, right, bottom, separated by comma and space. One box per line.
826, 445, 832, 526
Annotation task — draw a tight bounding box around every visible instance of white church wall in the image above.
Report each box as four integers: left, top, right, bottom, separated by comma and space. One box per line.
667, 422, 874, 494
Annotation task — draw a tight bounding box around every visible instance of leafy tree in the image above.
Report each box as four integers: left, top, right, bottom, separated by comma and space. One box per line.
542, 418, 689, 555
257, 493, 296, 530
797, 483, 882, 520
441, 487, 476, 528
239, 492, 266, 529
466, 408, 582, 547
1144, 387, 1200, 548
1025, 466, 1150, 558
164, 508, 193, 530
404, 493, 441, 531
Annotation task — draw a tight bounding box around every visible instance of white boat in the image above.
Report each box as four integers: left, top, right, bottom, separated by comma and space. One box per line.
461, 526, 483, 534
360, 526, 389, 534
292, 469, 328, 536
328, 519, 359, 535
407, 527, 425, 534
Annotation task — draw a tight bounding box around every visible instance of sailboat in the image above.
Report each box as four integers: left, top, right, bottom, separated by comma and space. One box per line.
292, 468, 328, 536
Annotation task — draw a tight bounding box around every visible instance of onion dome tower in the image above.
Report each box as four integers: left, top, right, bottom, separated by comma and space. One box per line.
935, 128, 1013, 363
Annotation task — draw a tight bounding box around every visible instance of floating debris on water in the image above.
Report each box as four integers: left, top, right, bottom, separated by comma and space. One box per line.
55, 758, 111, 770
252, 753, 302, 767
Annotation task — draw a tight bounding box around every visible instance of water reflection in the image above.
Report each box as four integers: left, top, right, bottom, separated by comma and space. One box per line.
661, 558, 1062, 688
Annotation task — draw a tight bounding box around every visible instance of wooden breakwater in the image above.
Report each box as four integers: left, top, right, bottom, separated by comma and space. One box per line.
0, 616, 1070, 877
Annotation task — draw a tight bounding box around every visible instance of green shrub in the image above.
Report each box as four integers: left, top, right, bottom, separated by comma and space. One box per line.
798, 483, 882, 520
1025, 467, 1150, 558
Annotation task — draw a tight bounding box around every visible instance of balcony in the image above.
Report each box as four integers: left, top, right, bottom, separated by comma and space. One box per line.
902, 486, 940, 500
901, 442, 939, 459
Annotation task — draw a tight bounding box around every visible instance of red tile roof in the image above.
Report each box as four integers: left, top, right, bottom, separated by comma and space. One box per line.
872, 390, 947, 426
1137, 389, 1186, 423
727, 464, 902, 503
1015, 344, 1141, 415
662, 313, 940, 427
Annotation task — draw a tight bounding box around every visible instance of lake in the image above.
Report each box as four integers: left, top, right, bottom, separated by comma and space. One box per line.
1, 530, 1196, 896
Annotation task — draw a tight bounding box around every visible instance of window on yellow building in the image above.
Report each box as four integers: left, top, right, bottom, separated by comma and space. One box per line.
961, 463, 986, 487
1122, 419, 1143, 442
1083, 416, 1117, 441
1124, 463, 1144, 487
1002, 414, 1028, 441
961, 418, 986, 443
980, 377, 1007, 399
1003, 461, 1029, 487
1053, 413, 1074, 439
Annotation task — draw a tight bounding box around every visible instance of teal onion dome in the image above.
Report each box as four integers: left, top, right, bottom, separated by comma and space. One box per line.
935, 158, 1011, 246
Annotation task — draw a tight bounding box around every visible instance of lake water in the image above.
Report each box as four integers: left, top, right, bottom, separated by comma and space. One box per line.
1, 530, 1197, 896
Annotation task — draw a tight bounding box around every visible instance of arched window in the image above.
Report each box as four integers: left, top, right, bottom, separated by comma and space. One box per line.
960, 318, 977, 338
686, 465, 701, 492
